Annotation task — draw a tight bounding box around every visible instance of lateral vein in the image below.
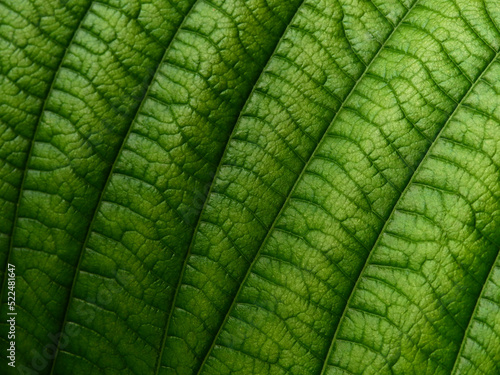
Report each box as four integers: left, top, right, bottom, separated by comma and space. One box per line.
47, 2, 201, 373
193, 1, 423, 374
0, 0, 94, 314
318, 42, 500, 375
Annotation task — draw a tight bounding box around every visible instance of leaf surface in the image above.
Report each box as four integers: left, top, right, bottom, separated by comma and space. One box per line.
1, 0, 500, 374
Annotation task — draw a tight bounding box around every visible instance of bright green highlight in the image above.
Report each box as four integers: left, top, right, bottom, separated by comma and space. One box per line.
0, 1, 499, 374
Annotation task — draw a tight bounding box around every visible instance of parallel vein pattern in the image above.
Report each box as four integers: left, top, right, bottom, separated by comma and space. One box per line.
160, 0, 412, 374
0, 0, 91, 293
324, 54, 500, 374
1, 0, 198, 371
1, 0, 500, 374
49, 0, 305, 374
167, 1, 500, 374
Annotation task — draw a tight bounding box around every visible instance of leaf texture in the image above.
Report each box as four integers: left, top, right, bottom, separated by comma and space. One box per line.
1, 0, 500, 374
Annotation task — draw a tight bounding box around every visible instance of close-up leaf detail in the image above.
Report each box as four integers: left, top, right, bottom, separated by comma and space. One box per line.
1, 0, 499, 374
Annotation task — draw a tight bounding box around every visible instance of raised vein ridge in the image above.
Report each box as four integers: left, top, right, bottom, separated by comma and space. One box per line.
47, 2, 201, 372
193, 1, 422, 373
318, 47, 500, 375
0, 0, 94, 308
156, 1, 309, 373
450, 243, 500, 374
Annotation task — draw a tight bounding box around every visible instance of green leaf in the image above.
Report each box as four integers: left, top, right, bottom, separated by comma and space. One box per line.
1, 0, 499, 374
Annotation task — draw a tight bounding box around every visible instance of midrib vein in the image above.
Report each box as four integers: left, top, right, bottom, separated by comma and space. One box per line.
0, 0, 94, 310
194, 1, 422, 374
155, 1, 308, 373
318, 46, 500, 375
47, 1, 200, 373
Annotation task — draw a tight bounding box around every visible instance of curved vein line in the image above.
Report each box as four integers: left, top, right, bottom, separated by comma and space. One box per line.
193, 1, 422, 373
450, 246, 500, 375
318, 49, 500, 375
156, 2, 309, 374
46, 1, 201, 373
0, 0, 94, 310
